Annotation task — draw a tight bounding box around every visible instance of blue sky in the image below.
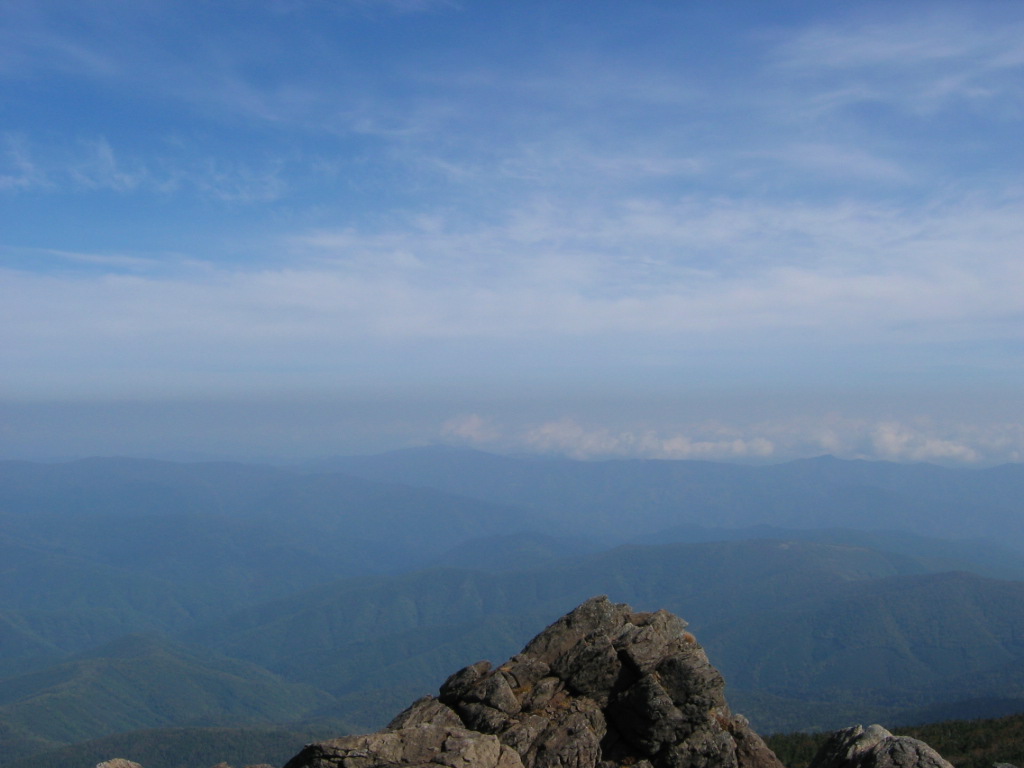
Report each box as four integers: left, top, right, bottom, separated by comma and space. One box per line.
2, 0, 1023, 463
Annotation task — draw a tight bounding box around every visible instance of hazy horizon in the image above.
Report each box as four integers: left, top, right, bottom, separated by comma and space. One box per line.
3, 1, 1023, 465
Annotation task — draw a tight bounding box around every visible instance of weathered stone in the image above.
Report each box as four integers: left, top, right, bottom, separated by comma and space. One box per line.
520, 677, 563, 712
469, 670, 522, 715
525, 703, 604, 768
499, 655, 551, 692
657, 648, 727, 715
458, 701, 514, 733
661, 723, 738, 768
551, 632, 624, 706
283, 724, 524, 768
521, 599, 632, 667
729, 715, 788, 768
499, 714, 551, 756
389, 696, 464, 730
809, 725, 955, 768
97, 761, 145, 768
613, 613, 688, 676
441, 661, 494, 704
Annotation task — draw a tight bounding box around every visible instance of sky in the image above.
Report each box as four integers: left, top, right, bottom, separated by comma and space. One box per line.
2, 0, 1023, 464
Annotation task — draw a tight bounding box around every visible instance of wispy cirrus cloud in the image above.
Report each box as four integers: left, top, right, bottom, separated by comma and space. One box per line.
747, 142, 910, 184
69, 137, 148, 191
771, 13, 1024, 114
6, 186, 1022, 351
286, 188, 1024, 342
0, 135, 290, 202
0, 134, 49, 191
3, 185, 1022, 421
0, 4, 119, 79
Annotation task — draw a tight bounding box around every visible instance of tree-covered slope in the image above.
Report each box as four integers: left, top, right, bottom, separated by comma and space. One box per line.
0, 634, 333, 761
0, 457, 547, 676
189, 539, 1024, 733
192, 539, 928, 683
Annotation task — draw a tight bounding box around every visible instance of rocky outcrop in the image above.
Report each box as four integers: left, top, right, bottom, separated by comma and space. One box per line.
808, 725, 954, 768
285, 596, 784, 768
96, 761, 145, 768
284, 724, 524, 768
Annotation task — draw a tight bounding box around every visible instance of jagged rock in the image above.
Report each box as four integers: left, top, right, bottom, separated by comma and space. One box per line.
808, 724, 955, 768
284, 596, 783, 768
390, 695, 466, 730
96, 761, 144, 768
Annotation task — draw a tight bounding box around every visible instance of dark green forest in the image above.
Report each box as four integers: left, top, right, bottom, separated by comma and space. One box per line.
768, 713, 1024, 768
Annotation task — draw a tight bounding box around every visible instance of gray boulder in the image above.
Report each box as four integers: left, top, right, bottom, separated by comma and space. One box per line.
285, 596, 783, 768
808, 724, 955, 768
283, 723, 524, 768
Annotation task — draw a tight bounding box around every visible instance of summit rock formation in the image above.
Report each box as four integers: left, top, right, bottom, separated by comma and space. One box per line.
284, 596, 783, 768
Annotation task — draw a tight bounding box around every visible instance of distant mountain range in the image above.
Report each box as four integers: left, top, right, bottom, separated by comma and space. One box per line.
3, 448, 1024, 767
312, 447, 1024, 545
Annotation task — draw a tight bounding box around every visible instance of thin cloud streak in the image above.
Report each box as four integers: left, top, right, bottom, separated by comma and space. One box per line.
4, 191, 1023, 366
772, 13, 1024, 114
1, 134, 291, 201
441, 414, 1024, 466
0, 134, 49, 191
